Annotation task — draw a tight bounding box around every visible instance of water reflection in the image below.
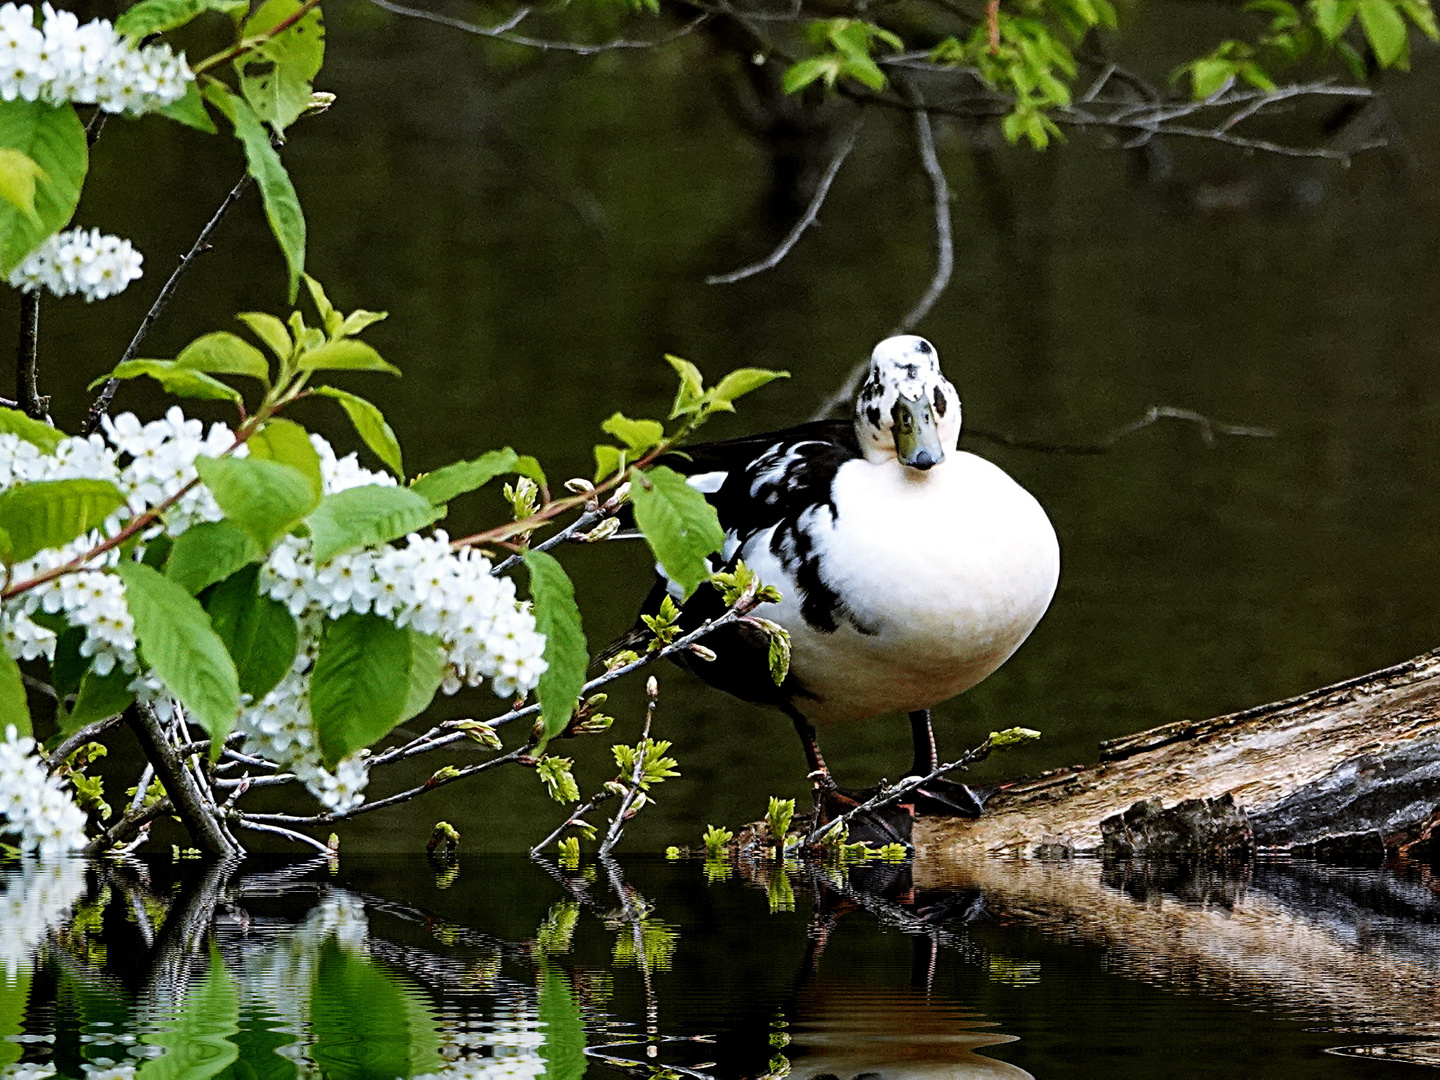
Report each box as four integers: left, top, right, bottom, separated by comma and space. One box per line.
1, 854, 1437, 1080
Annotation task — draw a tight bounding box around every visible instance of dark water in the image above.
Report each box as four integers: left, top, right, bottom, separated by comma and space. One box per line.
4, 855, 1440, 1080
6, 4, 1440, 850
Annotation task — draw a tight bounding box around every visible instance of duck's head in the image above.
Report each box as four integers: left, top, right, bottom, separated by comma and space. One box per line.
853, 335, 961, 471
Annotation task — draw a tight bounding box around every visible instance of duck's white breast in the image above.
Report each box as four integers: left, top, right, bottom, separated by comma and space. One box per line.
743, 451, 1059, 723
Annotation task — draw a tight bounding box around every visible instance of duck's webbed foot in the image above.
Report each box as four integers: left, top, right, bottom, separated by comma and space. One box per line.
904, 776, 986, 819
808, 771, 915, 847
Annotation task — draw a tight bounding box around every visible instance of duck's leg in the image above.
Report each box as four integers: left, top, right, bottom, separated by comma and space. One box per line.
905, 710, 985, 818
785, 706, 912, 845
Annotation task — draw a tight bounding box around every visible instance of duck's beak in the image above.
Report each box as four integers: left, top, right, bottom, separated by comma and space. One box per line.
893, 393, 945, 471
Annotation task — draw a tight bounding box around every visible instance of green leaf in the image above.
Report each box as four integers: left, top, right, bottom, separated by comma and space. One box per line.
593, 444, 626, 482
630, 465, 725, 599
159, 81, 218, 133
0, 100, 87, 275
89, 359, 242, 404
310, 612, 414, 767
306, 485, 445, 566
237, 312, 293, 360
50, 625, 87, 699
706, 368, 789, 412
194, 455, 318, 550
0, 478, 126, 565
296, 338, 400, 375
1397, 0, 1438, 37
0, 974, 29, 1070
303, 274, 343, 337
203, 84, 305, 302
116, 0, 248, 38
0, 148, 43, 222
64, 666, 133, 732
166, 519, 263, 595
119, 562, 240, 752
538, 969, 587, 1080
989, 725, 1042, 748
1187, 57, 1235, 98
1357, 0, 1409, 63
0, 405, 64, 452
339, 309, 388, 337
204, 565, 299, 702
523, 551, 588, 744
237, 0, 326, 134
311, 387, 404, 477
134, 952, 239, 1080
410, 447, 546, 504
175, 331, 271, 383
666, 355, 706, 419
248, 418, 322, 500
398, 630, 445, 724
601, 413, 665, 453
1310, 0, 1357, 40
0, 649, 29, 738
783, 55, 842, 93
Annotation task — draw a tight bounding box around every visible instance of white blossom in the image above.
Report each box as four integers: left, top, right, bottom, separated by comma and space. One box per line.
7, 228, 144, 302
0, 726, 87, 856
0, 857, 86, 978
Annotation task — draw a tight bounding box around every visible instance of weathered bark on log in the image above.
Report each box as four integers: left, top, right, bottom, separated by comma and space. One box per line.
917, 648, 1440, 860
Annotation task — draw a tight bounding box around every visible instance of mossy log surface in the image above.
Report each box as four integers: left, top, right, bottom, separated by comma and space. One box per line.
918, 648, 1440, 860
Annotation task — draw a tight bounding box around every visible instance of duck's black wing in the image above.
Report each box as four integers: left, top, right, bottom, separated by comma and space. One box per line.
608, 419, 863, 708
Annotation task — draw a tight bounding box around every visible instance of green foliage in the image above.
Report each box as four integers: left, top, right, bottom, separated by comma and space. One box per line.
60, 742, 111, 820
602, 413, 665, 454
309, 612, 415, 766
165, 520, 263, 595
119, 562, 241, 753
116, 0, 248, 39
310, 944, 442, 1080
0, 406, 64, 453
173, 331, 271, 384
523, 551, 589, 744
411, 448, 546, 504
0, 478, 126, 565
612, 738, 680, 789
0, 649, 29, 738
702, 824, 733, 856
312, 387, 404, 477
0, 100, 86, 274
783, 19, 903, 93
237, 0, 327, 134
537, 755, 580, 802
535, 901, 580, 955
249, 418, 323, 498
399, 630, 445, 724
64, 667, 133, 731
203, 566, 300, 702
989, 725, 1043, 747
90, 359, 243, 403
766, 796, 795, 851
0, 148, 44, 222
557, 835, 581, 868
630, 465, 725, 600
640, 594, 681, 651
195, 456, 318, 549
538, 968, 587, 1080
134, 951, 240, 1080
710, 560, 782, 607
307, 486, 444, 565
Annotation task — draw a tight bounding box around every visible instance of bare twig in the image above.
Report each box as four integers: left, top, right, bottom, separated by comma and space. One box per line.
84, 173, 253, 436
47, 713, 126, 771
894, 90, 954, 335
233, 816, 334, 853
599, 678, 659, 857
491, 507, 603, 575
364, 0, 709, 54
706, 113, 864, 285
82, 796, 172, 856
965, 405, 1276, 455
15, 291, 44, 420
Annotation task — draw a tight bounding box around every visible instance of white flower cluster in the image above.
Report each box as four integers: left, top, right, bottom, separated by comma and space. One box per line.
0, 3, 191, 114
0, 726, 88, 856
0, 409, 549, 817
0, 856, 86, 978
8, 228, 143, 302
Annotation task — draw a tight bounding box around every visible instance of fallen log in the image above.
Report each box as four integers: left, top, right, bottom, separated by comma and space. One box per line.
916, 647, 1440, 860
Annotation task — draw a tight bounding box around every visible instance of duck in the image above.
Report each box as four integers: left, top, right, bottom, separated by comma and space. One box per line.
629, 335, 1060, 836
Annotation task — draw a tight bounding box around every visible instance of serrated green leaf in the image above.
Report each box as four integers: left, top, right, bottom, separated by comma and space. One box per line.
0, 100, 86, 275
311, 387, 404, 477
50, 625, 87, 700
1357, 0, 1409, 63
630, 465, 725, 599
194, 455, 318, 549
0, 148, 43, 222
783, 55, 841, 93
115, 0, 248, 38
248, 418, 322, 500
175, 332, 270, 382
204, 84, 305, 302
0, 405, 64, 452
118, 562, 240, 752
159, 81, 218, 133
409, 448, 545, 504
237, 0, 325, 134
296, 338, 400, 375
63, 666, 133, 733
306, 485, 445, 565
601, 413, 665, 453
204, 565, 298, 702
0, 478, 125, 565
0, 649, 29, 738
1310, 0, 1355, 40
310, 612, 413, 767
166, 520, 263, 595
89, 359, 242, 403
523, 550, 588, 744
399, 630, 445, 724
237, 312, 293, 360
706, 368, 789, 412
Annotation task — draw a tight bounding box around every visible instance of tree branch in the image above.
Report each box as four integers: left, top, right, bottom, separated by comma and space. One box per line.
706, 112, 864, 285
964, 405, 1277, 454
83, 173, 253, 436
46, 713, 125, 771
598, 678, 659, 857
893, 89, 954, 335
83, 796, 172, 856
126, 704, 240, 857
15, 292, 44, 420
364, 0, 709, 54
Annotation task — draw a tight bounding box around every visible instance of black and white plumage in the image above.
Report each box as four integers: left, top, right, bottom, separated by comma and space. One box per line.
633, 335, 1060, 819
